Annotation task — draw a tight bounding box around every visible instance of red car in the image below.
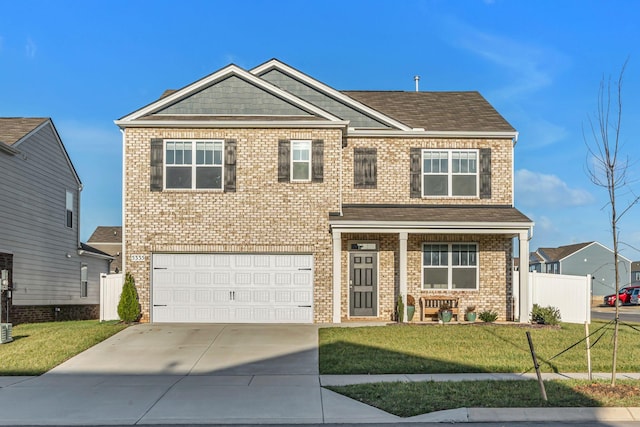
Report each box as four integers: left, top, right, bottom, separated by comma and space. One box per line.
604, 285, 640, 306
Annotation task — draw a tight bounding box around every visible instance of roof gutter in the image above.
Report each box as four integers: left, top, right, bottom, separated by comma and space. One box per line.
77, 248, 114, 260
114, 119, 351, 130
329, 220, 534, 230
0, 141, 19, 155
348, 129, 519, 139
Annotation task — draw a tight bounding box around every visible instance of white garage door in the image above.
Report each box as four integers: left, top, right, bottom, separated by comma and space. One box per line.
152, 253, 314, 323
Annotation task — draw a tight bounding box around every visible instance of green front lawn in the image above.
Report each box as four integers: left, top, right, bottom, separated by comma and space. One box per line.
321, 321, 640, 416
0, 320, 127, 375
327, 379, 640, 417
319, 321, 640, 374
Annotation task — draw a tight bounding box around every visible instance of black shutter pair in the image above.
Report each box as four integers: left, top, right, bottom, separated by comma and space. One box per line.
409, 147, 491, 199
278, 139, 324, 182
149, 138, 237, 192
354, 148, 377, 189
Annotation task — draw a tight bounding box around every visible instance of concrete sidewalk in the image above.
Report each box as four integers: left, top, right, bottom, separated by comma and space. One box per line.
0, 372, 639, 424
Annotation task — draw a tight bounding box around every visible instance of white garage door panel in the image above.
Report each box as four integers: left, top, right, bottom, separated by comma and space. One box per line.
152, 254, 314, 323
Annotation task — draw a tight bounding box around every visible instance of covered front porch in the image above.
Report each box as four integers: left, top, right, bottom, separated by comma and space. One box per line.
328, 205, 534, 324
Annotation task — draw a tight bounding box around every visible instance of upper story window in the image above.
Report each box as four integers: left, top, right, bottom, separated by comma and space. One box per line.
423, 243, 478, 290
165, 140, 223, 190
65, 190, 74, 228
423, 150, 478, 197
291, 140, 311, 181
411, 147, 491, 199
278, 139, 324, 183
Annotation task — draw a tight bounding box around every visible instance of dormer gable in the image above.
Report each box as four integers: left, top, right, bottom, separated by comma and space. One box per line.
116, 64, 344, 127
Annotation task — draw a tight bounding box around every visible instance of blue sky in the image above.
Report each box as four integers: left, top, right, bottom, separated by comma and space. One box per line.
1, 0, 639, 260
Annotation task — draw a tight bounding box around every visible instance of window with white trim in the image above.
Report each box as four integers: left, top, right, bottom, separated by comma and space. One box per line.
80, 264, 88, 298
291, 140, 311, 181
66, 190, 74, 228
423, 243, 478, 290
165, 140, 223, 189
422, 149, 478, 196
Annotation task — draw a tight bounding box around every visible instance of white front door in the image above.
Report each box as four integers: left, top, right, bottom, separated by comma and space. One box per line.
151, 253, 314, 323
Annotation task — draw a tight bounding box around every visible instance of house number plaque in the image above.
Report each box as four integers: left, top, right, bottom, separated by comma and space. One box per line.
130, 254, 146, 262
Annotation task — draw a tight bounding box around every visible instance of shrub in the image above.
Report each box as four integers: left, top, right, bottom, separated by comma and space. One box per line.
396, 295, 405, 322
118, 272, 141, 323
478, 309, 498, 322
530, 304, 561, 325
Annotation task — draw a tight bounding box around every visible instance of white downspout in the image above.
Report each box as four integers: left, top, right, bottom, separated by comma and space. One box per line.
120, 128, 126, 276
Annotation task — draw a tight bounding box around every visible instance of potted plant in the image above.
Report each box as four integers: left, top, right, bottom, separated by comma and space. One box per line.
406, 295, 416, 321
439, 302, 453, 323
465, 305, 476, 322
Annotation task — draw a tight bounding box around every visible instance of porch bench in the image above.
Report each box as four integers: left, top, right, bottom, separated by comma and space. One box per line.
419, 296, 460, 321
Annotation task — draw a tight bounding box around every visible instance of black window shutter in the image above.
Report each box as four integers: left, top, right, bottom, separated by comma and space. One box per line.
224, 139, 237, 193
278, 140, 290, 182
150, 138, 163, 192
354, 148, 377, 189
410, 148, 422, 198
480, 148, 491, 199
312, 139, 324, 183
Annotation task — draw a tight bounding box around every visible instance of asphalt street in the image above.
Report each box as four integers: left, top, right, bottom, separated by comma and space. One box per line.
591, 305, 640, 323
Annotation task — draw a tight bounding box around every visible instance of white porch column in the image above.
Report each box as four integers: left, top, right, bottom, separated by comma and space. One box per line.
399, 232, 408, 322
332, 231, 342, 323
518, 231, 530, 323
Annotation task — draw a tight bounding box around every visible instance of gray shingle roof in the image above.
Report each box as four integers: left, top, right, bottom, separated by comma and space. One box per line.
88, 226, 122, 244
0, 118, 48, 145
537, 242, 594, 262
343, 91, 515, 132
330, 205, 532, 224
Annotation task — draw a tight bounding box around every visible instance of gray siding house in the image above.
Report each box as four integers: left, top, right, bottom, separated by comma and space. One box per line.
87, 226, 122, 273
529, 241, 632, 296
0, 118, 112, 324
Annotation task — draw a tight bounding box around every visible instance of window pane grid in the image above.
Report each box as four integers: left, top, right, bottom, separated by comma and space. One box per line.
291, 140, 311, 181
423, 150, 478, 197
165, 140, 223, 190
423, 243, 478, 290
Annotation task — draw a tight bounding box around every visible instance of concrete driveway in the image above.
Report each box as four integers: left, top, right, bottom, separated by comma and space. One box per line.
0, 324, 398, 425
49, 323, 319, 376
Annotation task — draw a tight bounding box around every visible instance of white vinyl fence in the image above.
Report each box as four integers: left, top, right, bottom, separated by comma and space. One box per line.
514, 272, 592, 324
100, 273, 123, 321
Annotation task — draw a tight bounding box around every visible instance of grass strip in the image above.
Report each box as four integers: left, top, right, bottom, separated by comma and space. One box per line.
319, 321, 640, 374
0, 320, 127, 375
326, 379, 640, 417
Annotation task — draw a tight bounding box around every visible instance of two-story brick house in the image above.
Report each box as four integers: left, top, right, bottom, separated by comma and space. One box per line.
116, 59, 534, 324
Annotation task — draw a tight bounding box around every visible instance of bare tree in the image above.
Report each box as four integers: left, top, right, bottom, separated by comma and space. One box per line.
584, 58, 639, 386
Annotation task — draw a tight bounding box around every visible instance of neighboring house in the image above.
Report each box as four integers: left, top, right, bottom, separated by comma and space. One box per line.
87, 226, 123, 273
529, 241, 632, 296
632, 261, 640, 285
115, 59, 534, 324
0, 118, 112, 324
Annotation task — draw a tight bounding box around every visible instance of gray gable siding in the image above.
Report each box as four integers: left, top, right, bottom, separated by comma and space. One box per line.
259, 69, 391, 128
156, 75, 314, 116
0, 123, 106, 306
560, 243, 632, 296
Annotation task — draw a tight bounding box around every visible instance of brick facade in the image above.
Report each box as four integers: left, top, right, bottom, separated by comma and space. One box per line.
124, 127, 519, 323
342, 137, 513, 205
124, 127, 343, 323
9, 304, 99, 325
